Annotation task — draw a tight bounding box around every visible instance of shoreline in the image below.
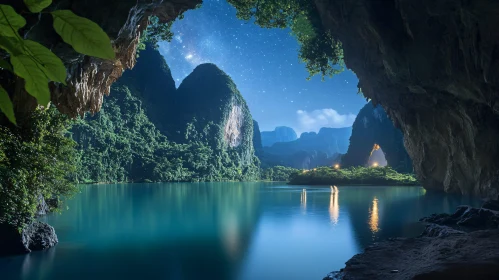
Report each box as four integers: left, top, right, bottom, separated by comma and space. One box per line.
324, 203, 499, 279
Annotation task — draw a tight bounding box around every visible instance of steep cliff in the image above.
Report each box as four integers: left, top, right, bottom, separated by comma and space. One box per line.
72, 55, 259, 182
171, 63, 257, 168
120, 44, 177, 132
252, 120, 263, 155
341, 102, 412, 173
261, 126, 298, 147
315, 0, 499, 197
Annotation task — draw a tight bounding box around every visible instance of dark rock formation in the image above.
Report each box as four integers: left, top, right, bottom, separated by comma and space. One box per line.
120, 44, 177, 133
325, 204, 499, 280
173, 64, 256, 162
2, 0, 200, 118
0, 221, 58, 256
324, 230, 499, 280
315, 0, 499, 197
252, 120, 263, 155
261, 126, 298, 147
421, 205, 499, 229
341, 102, 412, 173
36, 194, 49, 216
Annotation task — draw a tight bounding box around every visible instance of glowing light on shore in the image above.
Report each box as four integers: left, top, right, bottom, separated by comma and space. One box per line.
372, 162, 379, 167
334, 164, 340, 169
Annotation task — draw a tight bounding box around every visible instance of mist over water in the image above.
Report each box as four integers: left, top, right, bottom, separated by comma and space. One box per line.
0, 183, 480, 280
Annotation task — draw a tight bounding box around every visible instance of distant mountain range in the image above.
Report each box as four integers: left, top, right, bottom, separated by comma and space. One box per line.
257, 126, 352, 169
261, 126, 298, 147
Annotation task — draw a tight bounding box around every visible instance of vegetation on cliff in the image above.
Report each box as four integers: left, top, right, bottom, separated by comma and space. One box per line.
72, 83, 259, 183
289, 166, 418, 186
227, 0, 343, 79
72, 47, 260, 183
0, 108, 77, 228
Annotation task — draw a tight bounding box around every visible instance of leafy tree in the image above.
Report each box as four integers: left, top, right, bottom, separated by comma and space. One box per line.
0, 107, 77, 229
227, 0, 344, 79
288, 166, 419, 186
261, 166, 300, 181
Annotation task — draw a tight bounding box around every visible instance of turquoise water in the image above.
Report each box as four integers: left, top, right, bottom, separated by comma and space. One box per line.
0, 183, 480, 280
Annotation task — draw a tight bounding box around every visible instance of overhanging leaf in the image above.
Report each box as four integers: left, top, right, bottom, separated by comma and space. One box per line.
23, 0, 52, 13
22, 40, 67, 84
0, 58, 12, 72
10, 54, 50, 106
0, 5, 26, 37
0, 84, 16, 124
0, 35, 23, 56
51, 10, 115, 60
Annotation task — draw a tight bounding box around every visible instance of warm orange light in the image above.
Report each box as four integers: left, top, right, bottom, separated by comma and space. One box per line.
334, 164, 340, 169
372, 162, 379, 167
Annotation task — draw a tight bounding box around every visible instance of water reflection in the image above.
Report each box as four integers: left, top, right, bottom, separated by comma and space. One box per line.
368, 197, 380, 234
0, 184, 483, 280
329, 188, 339, 225
300, 189, 307, 212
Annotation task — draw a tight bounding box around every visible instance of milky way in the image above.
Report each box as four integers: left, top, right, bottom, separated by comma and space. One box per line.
158, 0, 367, 134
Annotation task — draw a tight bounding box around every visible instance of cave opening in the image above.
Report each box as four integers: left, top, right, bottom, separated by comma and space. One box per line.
367, 144, 387, 167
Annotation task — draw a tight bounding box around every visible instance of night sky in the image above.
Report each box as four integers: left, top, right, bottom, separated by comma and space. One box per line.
158, 0, 367, 135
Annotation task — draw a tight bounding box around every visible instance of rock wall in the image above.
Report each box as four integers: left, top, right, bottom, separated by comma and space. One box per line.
3, 0, 199, 118
341, 102, 412, 173
315, 0, 499, 197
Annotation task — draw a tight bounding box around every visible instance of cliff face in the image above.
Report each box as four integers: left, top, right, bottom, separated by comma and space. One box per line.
261, 126, 298, 147
342, 102, 412, 173
120, 45, 177, 132
252, 120, 263, 155
315, 0, 499, 197
72, 57, 260, 182
4, 0, 199, 117
169, 63, 256, 168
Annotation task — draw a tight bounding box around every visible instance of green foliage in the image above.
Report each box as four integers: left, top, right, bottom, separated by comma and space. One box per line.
261, 166, 300, 182
51, 10, 115, 60
0, 2, 114, 123
0, 85, 15, 124
227, 0, 344, 79
0, 107, 77, 228
289, 166, 418, 186
72, 82, 260, 183
24, 0, 52, 13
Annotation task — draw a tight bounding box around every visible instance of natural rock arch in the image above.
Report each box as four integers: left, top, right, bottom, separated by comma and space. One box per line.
341, 102, 412, 173
316, 0, 499, 197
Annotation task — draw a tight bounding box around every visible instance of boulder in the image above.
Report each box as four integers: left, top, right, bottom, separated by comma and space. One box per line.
0, 221, 58, 256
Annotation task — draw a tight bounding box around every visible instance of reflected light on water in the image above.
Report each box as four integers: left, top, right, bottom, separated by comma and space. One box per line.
222, 213, 240, 260
300, 189, 307, 212
329, 191, 339, 225
369, 197, 380, 234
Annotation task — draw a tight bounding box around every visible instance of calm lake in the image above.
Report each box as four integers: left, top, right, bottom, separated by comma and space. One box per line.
0, 183, 481, 280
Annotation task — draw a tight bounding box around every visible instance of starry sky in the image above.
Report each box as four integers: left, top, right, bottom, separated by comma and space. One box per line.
158, 0, 367, 135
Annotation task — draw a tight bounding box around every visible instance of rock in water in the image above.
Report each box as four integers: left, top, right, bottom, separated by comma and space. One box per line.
0, 221, 58, 255
23, 222, 58, 251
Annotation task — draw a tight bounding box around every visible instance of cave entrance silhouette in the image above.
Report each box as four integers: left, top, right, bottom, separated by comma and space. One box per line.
367, 144, 388, 167
341, 103, 413, 173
